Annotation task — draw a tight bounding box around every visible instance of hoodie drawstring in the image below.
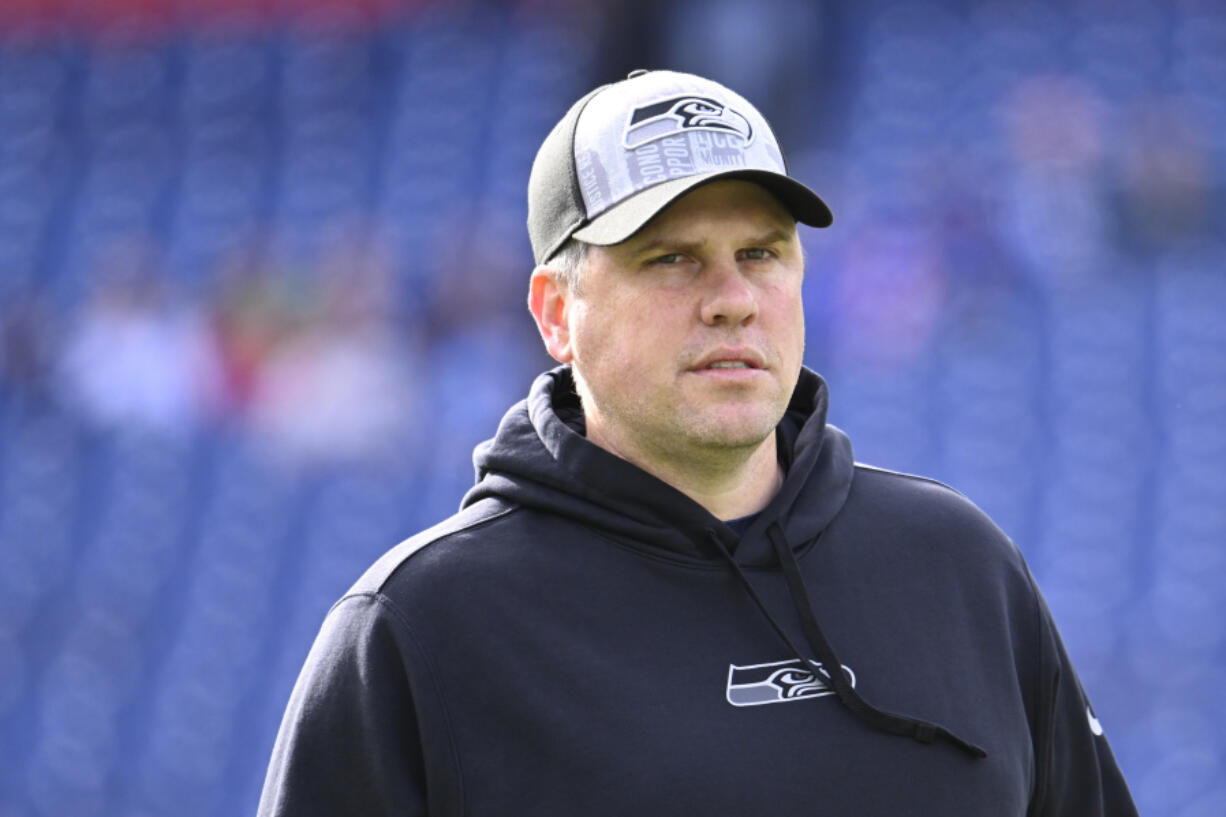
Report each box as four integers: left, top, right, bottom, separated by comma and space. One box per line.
708, 524, 987, 760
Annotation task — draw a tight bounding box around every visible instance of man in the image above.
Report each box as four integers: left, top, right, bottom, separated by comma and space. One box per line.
258, 70, 1137, 815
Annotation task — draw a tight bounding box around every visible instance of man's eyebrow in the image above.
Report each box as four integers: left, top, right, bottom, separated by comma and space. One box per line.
628, 238, 705, 257
747, 227, 796, 247
627, 227, 795, 257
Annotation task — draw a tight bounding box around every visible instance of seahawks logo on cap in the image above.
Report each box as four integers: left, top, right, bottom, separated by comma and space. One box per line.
623, 95, 754, 150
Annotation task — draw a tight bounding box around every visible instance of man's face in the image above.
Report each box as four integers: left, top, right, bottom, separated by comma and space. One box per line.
554, 179, 806, 466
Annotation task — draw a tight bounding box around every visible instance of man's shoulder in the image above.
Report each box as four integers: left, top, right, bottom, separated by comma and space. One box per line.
848, 462, 1021, 555
345, 497, 523, 599
842, 464, 1042, 619
853, 461, 975, 500
852, 462, 972, 505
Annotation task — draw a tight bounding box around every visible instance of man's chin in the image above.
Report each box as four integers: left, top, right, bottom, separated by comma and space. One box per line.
681, 406, 783, 450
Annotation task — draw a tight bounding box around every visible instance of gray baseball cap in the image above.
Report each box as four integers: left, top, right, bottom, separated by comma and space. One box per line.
527, 69, 833, 265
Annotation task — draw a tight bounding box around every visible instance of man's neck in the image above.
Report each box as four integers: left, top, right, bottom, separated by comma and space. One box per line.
586, 426, 783, 521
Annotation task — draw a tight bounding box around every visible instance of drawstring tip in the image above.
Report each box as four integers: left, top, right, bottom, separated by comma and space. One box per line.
964, 743, 989, 759
942, 728, 988, 759
916, 723, 987, 759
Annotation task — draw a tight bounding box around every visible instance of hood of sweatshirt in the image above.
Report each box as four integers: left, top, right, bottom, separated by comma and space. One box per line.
463, 364, 855, 567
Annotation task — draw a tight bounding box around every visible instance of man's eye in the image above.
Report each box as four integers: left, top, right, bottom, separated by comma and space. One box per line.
649, 253, 685, 265
742, 248, 774, 261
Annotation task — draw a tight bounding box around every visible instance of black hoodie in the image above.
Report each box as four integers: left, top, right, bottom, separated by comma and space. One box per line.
259, 366, 1137, 816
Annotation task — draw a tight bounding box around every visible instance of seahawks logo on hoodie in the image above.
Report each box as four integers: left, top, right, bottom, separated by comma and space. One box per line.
726, 658, 856, 707
623, 95, 754, 150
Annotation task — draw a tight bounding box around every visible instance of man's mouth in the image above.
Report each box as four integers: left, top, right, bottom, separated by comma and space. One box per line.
693, 349, 766, 371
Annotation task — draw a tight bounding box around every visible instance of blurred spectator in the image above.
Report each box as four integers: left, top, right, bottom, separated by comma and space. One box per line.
245, 233, 421, 465
828, 219, 948, 369
580, 0, 666, 82
1000, 73, 1111, 282
425, 209, 535, 338
208, 250, 303, 415
662, 0, 832, 145
1112, 96, 1216, 251
56, 239, 223, 433
0, 287, 56, 410
931, 168, 1035, 328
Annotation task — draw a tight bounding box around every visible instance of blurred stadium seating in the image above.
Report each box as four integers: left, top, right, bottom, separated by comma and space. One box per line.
0, 1, 1223, 815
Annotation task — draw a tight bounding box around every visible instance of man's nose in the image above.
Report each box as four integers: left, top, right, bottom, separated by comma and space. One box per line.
699, 259, 758, 327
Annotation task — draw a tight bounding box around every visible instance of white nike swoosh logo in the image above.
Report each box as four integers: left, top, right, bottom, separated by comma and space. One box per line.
1087, 706, 1104, 737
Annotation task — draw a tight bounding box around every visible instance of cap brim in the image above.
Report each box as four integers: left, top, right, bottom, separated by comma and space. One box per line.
571, 170, 833, 247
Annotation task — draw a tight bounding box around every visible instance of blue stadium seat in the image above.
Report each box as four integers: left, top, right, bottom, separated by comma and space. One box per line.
180, 35, 273, 117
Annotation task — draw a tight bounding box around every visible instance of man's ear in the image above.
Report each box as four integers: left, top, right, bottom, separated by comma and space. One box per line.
528, 267, 574, 364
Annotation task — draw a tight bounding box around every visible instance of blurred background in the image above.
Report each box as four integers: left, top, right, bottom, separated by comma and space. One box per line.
0, 0, 1223, 814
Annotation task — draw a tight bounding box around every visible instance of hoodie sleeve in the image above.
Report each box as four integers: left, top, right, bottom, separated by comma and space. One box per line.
257, 594, 434, 817
1026, 575, 1138, 817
